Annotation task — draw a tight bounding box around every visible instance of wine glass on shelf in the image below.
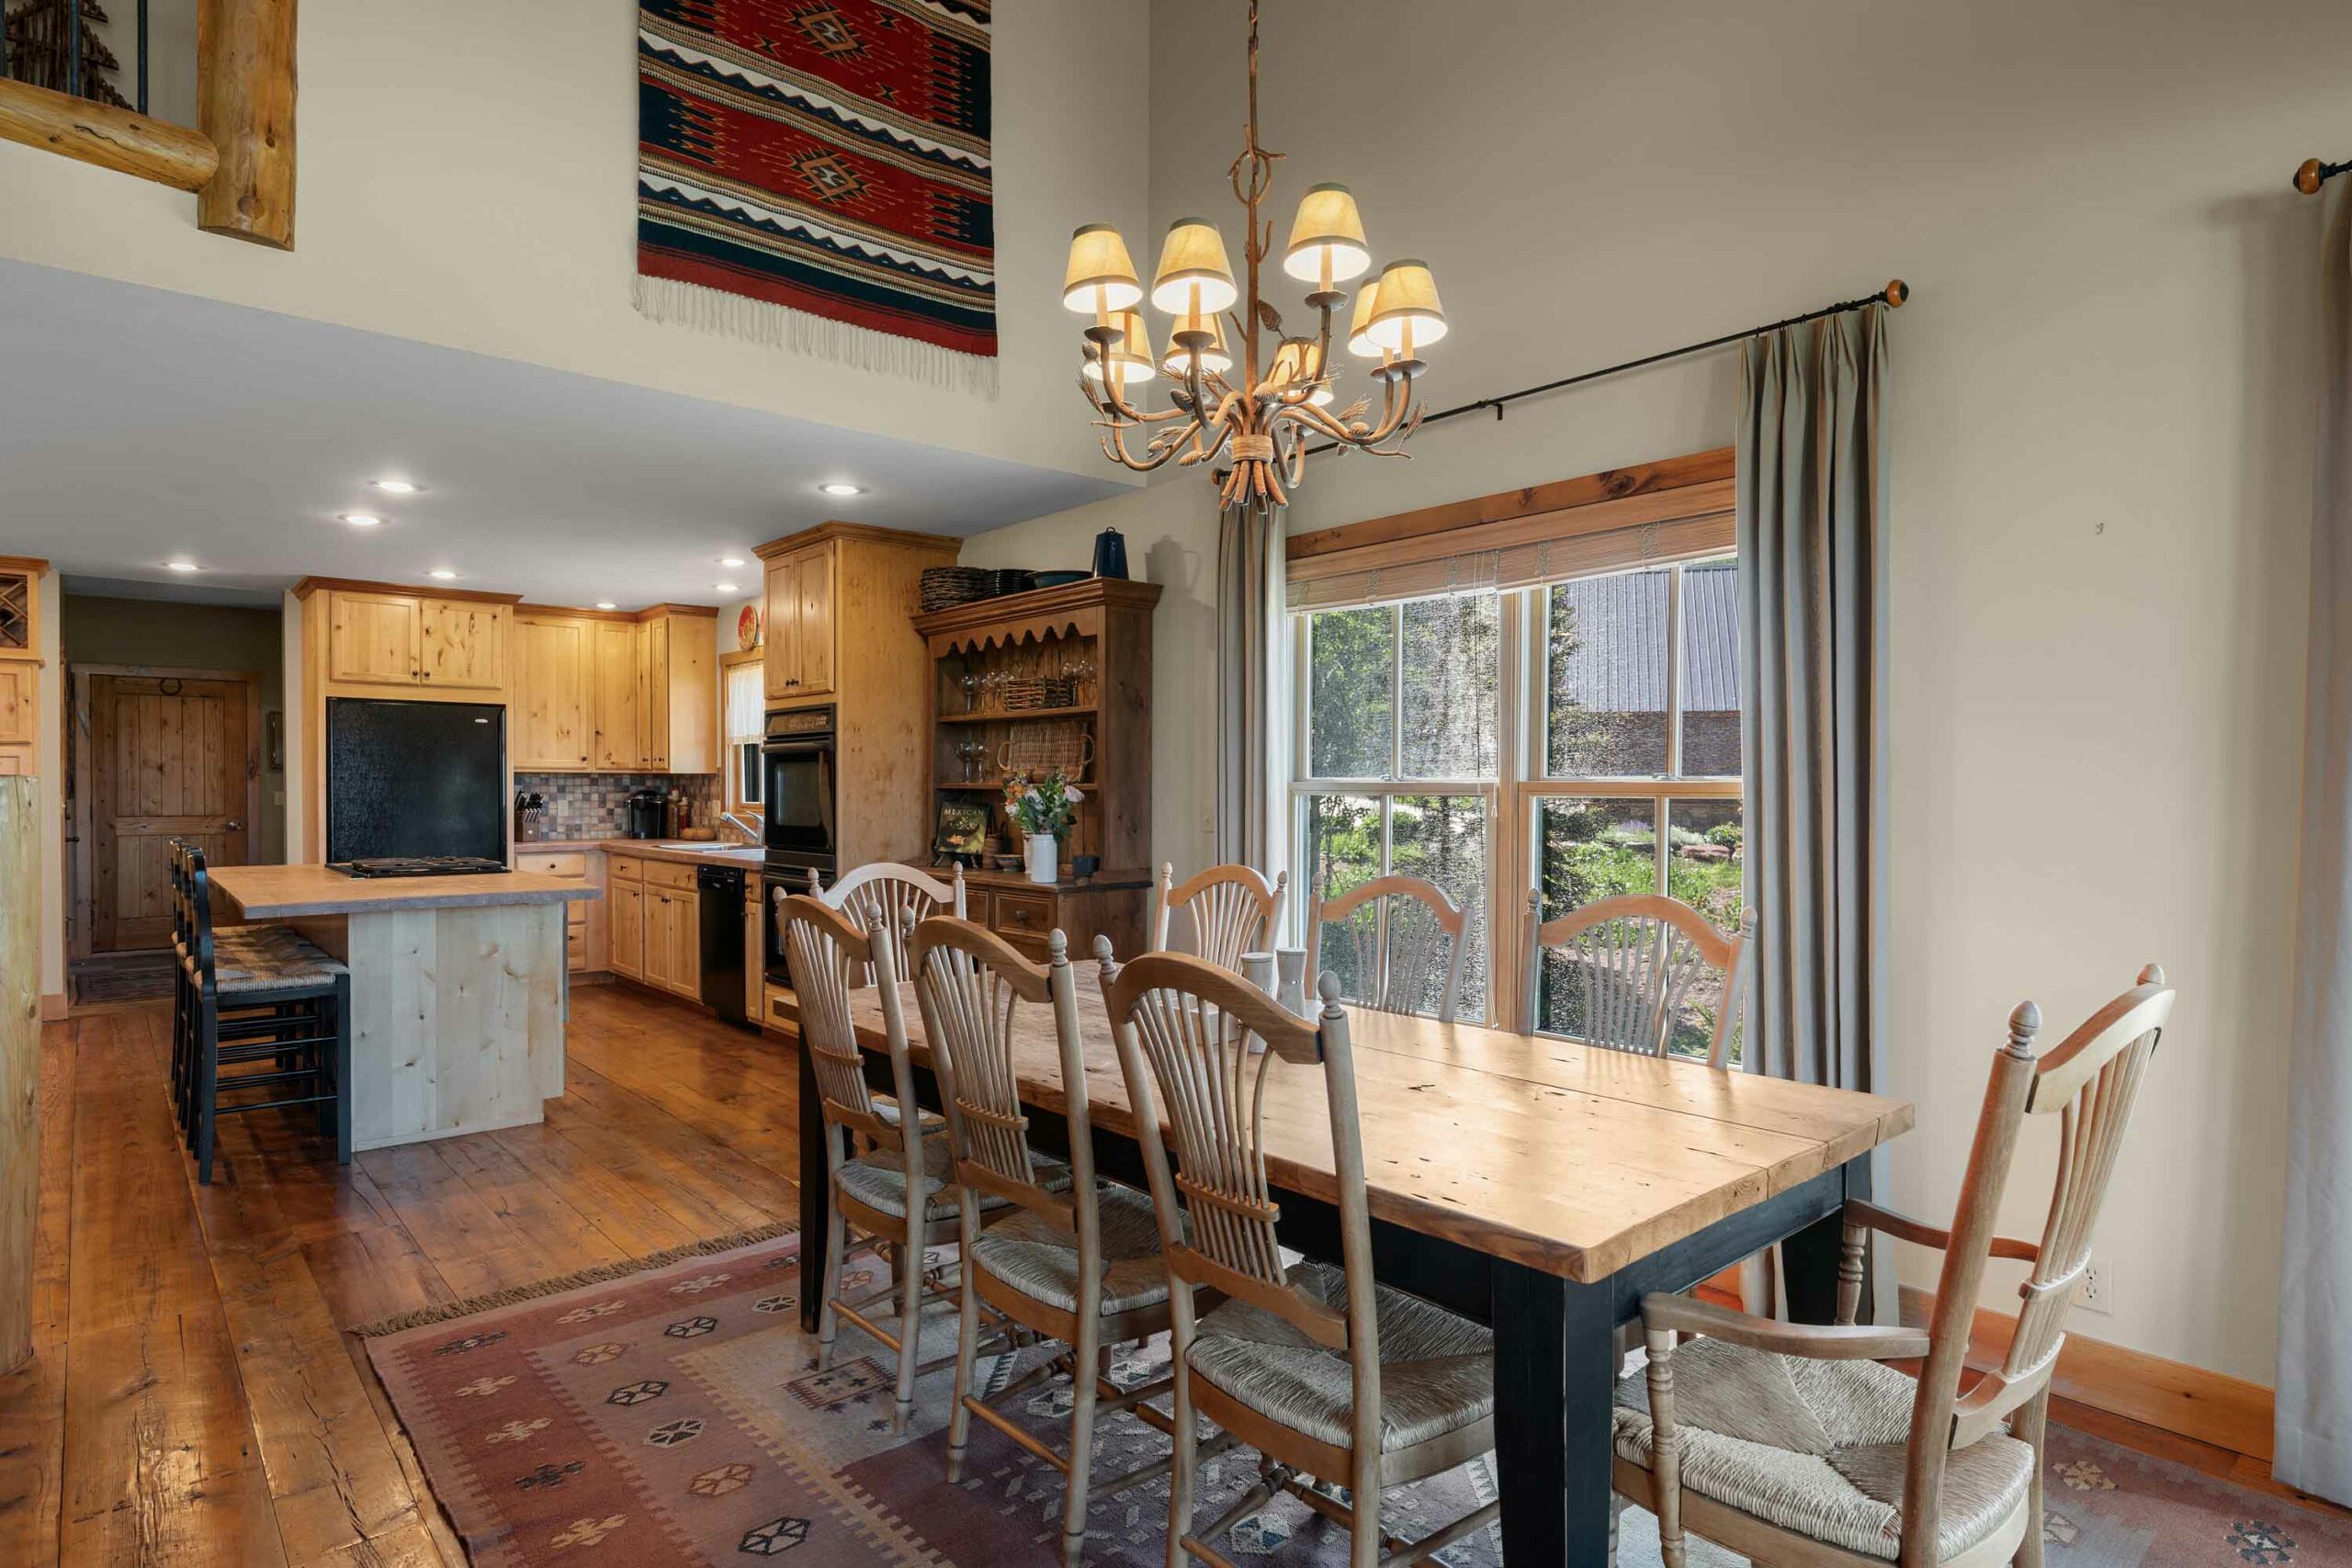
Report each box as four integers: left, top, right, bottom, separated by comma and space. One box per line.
958, 669, 980, 714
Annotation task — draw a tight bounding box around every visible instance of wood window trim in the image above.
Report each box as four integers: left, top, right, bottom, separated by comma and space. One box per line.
720, 649, 764, 821
1283, 447, 1735, 587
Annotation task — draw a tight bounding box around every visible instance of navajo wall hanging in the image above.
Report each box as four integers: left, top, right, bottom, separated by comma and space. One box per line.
635, 0, 997, 392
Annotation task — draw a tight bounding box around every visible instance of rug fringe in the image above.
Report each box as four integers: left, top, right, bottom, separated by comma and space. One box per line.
631, 273, 1001, 399
349, 1222, 798, 1337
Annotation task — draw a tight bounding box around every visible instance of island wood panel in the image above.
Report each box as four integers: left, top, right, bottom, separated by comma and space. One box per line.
841, 967, 1910, 1283
297, 902, 570, 1150
1, 777, 36, 1375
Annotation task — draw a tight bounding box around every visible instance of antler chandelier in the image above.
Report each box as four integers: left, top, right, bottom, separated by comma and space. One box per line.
1061, 0, 1446, 514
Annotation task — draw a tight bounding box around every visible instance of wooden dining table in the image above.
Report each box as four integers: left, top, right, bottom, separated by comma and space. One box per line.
799, 968, 1912, 1565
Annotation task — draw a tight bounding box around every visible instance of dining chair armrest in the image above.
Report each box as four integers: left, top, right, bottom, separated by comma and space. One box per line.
1845, 1199, 2040, 1263
1639, 1292, 1932, 1361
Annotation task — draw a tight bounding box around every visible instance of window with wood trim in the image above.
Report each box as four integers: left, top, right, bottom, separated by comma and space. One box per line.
722, 653, 763, 819
1286, 451, 1744, 1040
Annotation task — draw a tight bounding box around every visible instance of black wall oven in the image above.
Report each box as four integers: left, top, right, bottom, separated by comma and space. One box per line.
762, 705, 837, 984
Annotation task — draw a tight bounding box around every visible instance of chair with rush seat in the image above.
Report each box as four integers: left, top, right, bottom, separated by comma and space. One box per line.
175, 843, 353, 1185
1152, 862, 1287, 973
782, 893, 1061, 1433
1614, 966, 2174, 1568
1103, 951, 1498, 1568
1529, 890, 1753, 1065
815, 862, 968, 984
1308, 873, 1470, 1023
910, 918, 1197, 1566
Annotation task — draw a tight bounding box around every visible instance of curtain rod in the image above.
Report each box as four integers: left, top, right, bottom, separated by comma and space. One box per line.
2296, 157, 2351, 195
1302, 278, 1908, 457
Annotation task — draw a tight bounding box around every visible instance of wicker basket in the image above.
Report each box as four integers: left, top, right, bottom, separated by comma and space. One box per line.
999, 674, 1079, 711
920, 566, 999, 613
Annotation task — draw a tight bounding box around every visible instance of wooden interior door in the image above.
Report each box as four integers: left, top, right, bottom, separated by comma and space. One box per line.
89, 673, 255, 953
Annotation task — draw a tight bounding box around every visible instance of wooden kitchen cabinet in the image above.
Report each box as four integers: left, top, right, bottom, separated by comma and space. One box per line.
326, 591, 422, 684
610, 880, 643, 979
591, 620, 644, 770
419, 599, 507, 690
0, 664, 34, 750
761, 541, 837, 700
514, 615, 593, 770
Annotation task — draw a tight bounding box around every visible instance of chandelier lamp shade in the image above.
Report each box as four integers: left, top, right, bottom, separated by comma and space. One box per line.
1063, 0, 1441, 513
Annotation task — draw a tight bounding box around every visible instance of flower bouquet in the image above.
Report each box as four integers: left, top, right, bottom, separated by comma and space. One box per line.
1002, 771, 1082, 885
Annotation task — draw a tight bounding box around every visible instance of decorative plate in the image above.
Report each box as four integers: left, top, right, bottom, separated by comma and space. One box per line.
737, 602, 763, 651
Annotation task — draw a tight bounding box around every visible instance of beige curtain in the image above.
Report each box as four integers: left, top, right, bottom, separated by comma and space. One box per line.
2279, 178, 2352, 1507
1737, 305, 1890, 1093
1216, 503, 1281, 868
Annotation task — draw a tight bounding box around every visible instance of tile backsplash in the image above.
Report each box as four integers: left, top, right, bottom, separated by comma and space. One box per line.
514, 773, 727, 841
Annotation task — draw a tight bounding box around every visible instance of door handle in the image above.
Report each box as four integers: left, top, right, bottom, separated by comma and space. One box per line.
224, 820, 243, 830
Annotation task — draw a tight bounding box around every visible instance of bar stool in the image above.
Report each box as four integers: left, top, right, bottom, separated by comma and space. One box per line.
178, 845, 354, 1184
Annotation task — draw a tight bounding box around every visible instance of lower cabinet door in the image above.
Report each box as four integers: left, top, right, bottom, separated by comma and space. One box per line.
643, 890, 675, 992
669, 895, 701, 1000
612, 883, 644, 979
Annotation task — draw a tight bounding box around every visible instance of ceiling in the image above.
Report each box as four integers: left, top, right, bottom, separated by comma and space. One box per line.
0, 259, 1128, 609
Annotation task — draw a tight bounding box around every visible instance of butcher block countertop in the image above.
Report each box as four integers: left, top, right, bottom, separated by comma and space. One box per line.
210, 863, 604, 920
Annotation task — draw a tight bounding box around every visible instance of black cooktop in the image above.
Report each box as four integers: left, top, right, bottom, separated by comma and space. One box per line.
328, 855, 512, 879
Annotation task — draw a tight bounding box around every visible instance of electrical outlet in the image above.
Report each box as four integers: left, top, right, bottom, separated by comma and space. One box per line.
2075, 1256, 2114, 1315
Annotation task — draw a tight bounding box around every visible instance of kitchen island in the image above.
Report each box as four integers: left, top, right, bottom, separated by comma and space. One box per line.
209, 864, 602, 1150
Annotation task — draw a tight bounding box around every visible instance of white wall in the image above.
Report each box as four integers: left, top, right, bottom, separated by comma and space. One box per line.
959, 0, 2346, 1387
0, 0, 1149, 480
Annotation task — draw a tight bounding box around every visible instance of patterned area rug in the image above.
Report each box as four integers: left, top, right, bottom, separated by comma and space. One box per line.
362, 1234, 2352, 1566
635, 0, 996, 389
68, 951, 175, 1005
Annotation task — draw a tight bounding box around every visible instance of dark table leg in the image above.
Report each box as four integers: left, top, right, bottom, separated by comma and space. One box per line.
797, 1035, 830, 1333
1781, 1154, 1871, 1325
1492, 1261, 1617, 1564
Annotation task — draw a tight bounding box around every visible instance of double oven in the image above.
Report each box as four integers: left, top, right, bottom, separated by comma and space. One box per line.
760, 705, 837, 987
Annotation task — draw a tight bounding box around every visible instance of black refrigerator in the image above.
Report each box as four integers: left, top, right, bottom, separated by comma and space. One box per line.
325, 697, 507, 864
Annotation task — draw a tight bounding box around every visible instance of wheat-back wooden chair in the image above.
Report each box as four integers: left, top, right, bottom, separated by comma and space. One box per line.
1528, 890, 1752, 1065
783, 893, 1045, 1432
1308, 873, 1469, 1023
911, 918, 1193, 1565
1152, 862, 1286, 973
1616, 964, 2175, 1568
1102, 949, 1498, 1568
817, 862, 967, 983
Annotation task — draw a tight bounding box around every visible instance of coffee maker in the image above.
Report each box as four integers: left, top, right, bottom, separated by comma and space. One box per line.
625, 785, 669, 840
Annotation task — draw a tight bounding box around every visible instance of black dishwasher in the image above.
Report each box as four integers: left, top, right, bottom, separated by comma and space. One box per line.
695, 863, 749, 1024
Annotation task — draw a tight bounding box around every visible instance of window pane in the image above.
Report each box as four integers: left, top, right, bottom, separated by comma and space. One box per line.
1546, 570, 1670, 777
1679, 558, 1742, 777
1665, 797, 1745, 1060
1303, 793, 1381, 1004
1399, 593, 1498, 779
1388, 794, 1488, 1023
1534, 795, 1660, 1037
1307, 607, 1395, 779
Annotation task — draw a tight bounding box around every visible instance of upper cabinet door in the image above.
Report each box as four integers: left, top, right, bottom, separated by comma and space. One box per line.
515, 617, 591, 770
0, 663, 35, 747
327, 592, 422, 685
419, 600, 508, 691
792, 544, 835, 697
640, 615, 672, 772
763, 554, 800, 701
591, 620, 643, 771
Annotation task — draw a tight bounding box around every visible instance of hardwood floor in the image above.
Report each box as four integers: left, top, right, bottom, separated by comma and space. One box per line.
0, 983, 2335, 1565
0, 984, 799, 1568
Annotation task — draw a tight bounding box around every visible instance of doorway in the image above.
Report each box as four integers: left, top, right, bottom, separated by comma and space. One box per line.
72, 666, 262, 955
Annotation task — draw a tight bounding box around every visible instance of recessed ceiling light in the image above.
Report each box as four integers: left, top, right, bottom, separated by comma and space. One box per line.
818, 481, 864, 498
714, 582, 741, 594
370, 479, 421, 494
340, 513, 385, 527
718, 557, 746, 568
166, 559, 200, 572
596, 601, 618, 611
428, 569, 458, 581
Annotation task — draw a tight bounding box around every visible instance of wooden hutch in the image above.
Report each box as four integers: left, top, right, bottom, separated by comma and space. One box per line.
912, 578, 1159, 963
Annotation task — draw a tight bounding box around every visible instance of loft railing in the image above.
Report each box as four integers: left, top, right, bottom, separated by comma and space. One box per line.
0, 0, 292, 249
1, 0, 146, 116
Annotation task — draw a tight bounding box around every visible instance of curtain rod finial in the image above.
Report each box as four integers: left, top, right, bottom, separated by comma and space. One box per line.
2296, 158, 2326, 196
1883, 279, 1909, 308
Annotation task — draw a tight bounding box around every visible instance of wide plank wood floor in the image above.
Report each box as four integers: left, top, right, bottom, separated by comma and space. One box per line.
0, 983, 2335, 1564
0, 984, 800, 1567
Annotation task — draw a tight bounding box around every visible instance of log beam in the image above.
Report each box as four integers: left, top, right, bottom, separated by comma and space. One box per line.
0, 79, 220, 191
198, 0, 298, 249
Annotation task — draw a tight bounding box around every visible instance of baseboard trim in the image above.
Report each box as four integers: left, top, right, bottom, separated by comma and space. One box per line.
1898, 1284, 2274, 1461
39, 991, 65, 1021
